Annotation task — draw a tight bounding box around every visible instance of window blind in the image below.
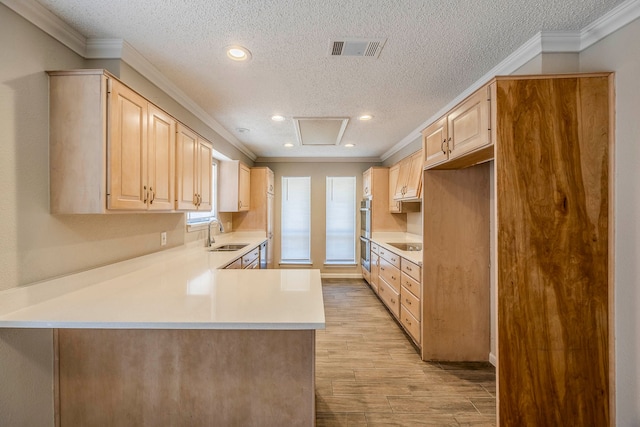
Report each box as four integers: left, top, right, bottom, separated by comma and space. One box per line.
281, 176, 311, 263
325, 176, 356, 264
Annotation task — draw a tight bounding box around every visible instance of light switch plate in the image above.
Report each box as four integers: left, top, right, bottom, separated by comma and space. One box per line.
160, 232, 167, 246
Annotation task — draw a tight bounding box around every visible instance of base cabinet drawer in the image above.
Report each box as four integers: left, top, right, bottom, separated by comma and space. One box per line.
379, 258, 401, 293
242, 246, 260, 267
401, 272, 420, 298
378, 247, 400, 269
243, 258, 259, 269
401, 258, 421, 283
378, 278, 400, 318
224, 258, 242, 269
400, 306, 421, 345
401, 286, 420, 320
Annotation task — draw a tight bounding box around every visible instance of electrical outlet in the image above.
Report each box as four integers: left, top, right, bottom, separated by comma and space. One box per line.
160, 232, 167, 246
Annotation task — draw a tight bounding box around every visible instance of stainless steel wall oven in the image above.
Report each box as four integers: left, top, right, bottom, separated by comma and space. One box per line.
359, 199, 372, 272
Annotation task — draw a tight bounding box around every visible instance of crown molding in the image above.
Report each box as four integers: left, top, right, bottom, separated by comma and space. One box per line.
1, 0, 86, 56
85, 38, 124, 58
580, 0, 640, 49
3, 0, 257, 161
115, 40, 257, 160
254, 157, 381, 163
382, 0, 640, 162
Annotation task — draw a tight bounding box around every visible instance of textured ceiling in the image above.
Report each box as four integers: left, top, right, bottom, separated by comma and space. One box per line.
35, 0, 626, 159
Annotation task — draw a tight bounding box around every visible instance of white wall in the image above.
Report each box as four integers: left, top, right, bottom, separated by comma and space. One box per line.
579, 17, 640, 426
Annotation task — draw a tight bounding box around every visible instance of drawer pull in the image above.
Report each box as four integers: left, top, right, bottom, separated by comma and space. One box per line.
405, 318, 412, 326
406, 266, 412, 271
405, 298, 411, 305
390, 298, 396, 304
391, 276, 396, 280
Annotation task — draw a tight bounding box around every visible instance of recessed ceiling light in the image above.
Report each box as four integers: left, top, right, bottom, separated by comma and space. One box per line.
272, 115, 286, 122
344, 143, 355, 148
226, 45, 252, 61
358, 114, 373, 121
283, 143, 294, 148
236, 127, 250, 133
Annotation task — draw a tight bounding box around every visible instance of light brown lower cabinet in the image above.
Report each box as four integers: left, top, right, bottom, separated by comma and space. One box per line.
370, 244, 422, 348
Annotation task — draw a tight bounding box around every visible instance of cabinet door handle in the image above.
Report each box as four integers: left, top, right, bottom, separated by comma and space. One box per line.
149, 187, 154, 204
143, 186, 148, 203
447, 137, 452, 154
441, 139, 447, 155
364, 187, 369, 194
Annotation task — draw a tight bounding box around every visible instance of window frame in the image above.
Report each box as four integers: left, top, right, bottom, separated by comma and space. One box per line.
324, 176, 357, 265
186, 158, 218, 230
280, 176, 312, 265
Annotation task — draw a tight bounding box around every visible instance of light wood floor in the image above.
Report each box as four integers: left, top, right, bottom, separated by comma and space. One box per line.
316, 279, 496, 426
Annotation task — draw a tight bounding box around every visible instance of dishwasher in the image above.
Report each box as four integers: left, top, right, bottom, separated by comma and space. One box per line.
259, 241, 267, 269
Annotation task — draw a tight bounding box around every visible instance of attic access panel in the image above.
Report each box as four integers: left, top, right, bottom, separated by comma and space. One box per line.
293, 117, 349, 146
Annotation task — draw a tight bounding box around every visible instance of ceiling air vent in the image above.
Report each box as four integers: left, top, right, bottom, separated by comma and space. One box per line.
328, 38, 387, 58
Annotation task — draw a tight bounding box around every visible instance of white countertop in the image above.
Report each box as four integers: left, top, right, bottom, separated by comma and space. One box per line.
370, 232, 423, 265
0, 232, 325, 330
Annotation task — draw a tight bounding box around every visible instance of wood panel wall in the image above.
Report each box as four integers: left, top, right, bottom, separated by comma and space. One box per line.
496, 75, 611, 426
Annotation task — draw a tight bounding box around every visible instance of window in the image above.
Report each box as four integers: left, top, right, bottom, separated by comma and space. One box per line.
187, 161, 217, 225
281, 176, 311, 263
325, 176, 356, 264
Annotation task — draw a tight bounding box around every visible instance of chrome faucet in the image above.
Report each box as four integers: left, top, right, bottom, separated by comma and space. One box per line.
206, 222, 214, 247
206, 220, 225, 247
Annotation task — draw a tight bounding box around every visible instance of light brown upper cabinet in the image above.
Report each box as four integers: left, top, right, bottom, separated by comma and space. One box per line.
388, 163, 401, 213
423, 85, 492, 169
393, 150, 423, 201
175, 124, 213, 211
48, 70, 177, 213
233, 167, 275, 268
219, 160, 251, 212
362, 168, 372, 199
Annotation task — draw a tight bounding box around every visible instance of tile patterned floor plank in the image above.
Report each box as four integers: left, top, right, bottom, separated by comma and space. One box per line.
316, 279, 496, 426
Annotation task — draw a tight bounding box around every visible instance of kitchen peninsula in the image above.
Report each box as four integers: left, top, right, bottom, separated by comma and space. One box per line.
0, 233, 325, 426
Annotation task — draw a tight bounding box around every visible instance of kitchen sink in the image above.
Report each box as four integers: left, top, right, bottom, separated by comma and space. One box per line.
387, 242, 422, 252
209, 244, 249, 252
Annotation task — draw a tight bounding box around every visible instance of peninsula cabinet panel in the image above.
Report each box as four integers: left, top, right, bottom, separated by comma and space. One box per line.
495, 74, 612, 427
57, 329, 316, 426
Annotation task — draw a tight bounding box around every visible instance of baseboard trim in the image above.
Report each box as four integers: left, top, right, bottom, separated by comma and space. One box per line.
320, 273, 364, 279
489, 352, 497, 367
